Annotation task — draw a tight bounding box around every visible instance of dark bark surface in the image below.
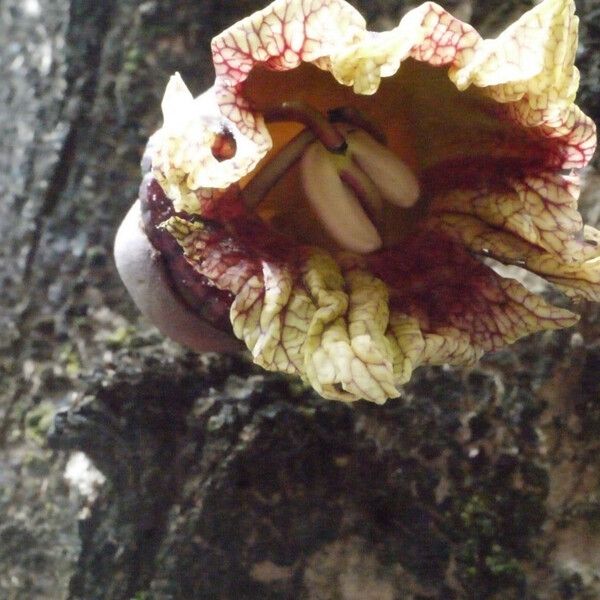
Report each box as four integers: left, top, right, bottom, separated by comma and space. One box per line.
1, 1, 599, 598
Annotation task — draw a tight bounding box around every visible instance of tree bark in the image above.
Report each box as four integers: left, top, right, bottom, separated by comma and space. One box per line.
1, 1, 599, 598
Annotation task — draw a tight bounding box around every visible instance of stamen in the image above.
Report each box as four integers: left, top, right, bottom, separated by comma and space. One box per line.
301, 142, 383, 254
242, 129, 316, 209
346, 129, 420, 207
245, 102, 420, 254
338, 165, 383, 225
264, 101, 347, 153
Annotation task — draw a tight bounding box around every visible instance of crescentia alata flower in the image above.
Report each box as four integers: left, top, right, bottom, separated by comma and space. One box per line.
116, 0, 598, 404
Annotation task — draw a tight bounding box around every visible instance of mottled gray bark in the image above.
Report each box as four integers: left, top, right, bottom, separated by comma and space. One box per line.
1, 1, 599, 599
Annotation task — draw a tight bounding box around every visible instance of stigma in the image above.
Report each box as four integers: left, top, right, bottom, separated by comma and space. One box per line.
242, 104, 420, 254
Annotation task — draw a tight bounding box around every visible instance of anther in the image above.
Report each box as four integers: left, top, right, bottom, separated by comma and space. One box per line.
301, 142, 383, 254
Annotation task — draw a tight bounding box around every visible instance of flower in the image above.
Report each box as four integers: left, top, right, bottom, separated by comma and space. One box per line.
139, 0, 598, 403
